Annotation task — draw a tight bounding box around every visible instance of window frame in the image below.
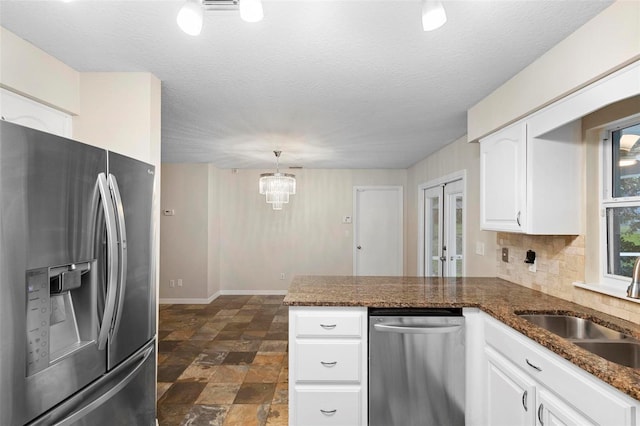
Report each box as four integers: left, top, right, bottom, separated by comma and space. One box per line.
600, 114, 640, 287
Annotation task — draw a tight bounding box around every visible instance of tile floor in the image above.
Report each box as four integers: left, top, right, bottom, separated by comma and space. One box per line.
157, 295, 289, 426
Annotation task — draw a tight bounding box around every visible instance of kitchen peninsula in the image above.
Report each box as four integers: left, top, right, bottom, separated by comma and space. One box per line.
284, 275, 640, 425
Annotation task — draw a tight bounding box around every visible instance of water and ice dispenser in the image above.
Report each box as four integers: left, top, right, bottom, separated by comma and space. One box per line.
26, 261, 98, 376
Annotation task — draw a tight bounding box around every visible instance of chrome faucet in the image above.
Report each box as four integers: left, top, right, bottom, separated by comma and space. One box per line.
628, 257, 640, 299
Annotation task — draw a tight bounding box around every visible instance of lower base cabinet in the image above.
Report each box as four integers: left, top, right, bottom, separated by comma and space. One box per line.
289, 307, 368, 426
483, 313, 639, 426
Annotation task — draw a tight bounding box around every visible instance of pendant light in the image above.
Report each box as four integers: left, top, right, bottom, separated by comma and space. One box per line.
259, 151, 296, 211
177, 0, 204, 36
422, 0, 447, 31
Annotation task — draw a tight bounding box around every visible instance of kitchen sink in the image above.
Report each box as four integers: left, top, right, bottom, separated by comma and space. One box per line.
518, 314, 628, 340
573, 341, 640, 369
518, 313, 640, 369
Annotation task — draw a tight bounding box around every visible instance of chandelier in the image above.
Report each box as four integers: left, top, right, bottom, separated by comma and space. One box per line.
259, 151, 296, 210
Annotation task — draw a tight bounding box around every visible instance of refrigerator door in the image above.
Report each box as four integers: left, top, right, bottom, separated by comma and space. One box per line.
0, 121, 108, 425
28, 339, 157, 426
106, 152, 155, 369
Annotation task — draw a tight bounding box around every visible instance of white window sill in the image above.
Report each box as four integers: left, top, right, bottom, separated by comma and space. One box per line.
573, 282, 640, 305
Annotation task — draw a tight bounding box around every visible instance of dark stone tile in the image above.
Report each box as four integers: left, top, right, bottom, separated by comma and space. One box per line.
268, 323, 289, 333
174, 340, 210, 354
160, 381, 207, 405
157, 403, 191, 426
214, 330, 245, 340
222, 351, 256, 365
163, 352, 198, 367
159, 340, 181, 353
194, 352, 228, 367
245, 321, 272, 331
264, 332, 288, 341
158, 330, 172, 340
181, 404, 230, 426
158, 364, 189, 382
222, 322, 249, 332
234, 383, 276, 404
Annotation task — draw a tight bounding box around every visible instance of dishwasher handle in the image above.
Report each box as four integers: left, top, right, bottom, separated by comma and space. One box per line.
373, 323, 462, 334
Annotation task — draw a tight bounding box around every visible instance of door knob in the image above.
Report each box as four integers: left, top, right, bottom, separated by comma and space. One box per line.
357, 245, 362, 250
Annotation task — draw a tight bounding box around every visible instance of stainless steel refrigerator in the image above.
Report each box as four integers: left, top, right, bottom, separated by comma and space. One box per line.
0, 120, 157, 425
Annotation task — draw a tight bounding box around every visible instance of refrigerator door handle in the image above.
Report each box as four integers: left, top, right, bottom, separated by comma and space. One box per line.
50, 344, 154, 426
96, 173, 119, 350
108, 174, 127, 340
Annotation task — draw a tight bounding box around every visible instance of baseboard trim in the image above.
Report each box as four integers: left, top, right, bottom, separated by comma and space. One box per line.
159, 289, 287, 304
159, 291, 220, 305
220, 290, 288, 296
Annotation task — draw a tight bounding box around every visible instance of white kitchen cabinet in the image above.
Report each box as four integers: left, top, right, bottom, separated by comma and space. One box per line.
289, 306, 368, 426
486, 347, 536, 426
480, 119, 582, 234
483, 313, 639, 426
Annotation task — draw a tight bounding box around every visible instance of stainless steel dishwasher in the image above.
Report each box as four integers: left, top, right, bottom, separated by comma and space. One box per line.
369, 308, 465, 426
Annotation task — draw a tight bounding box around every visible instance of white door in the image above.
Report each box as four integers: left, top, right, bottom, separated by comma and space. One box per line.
354, 186, 403, 276
423, 179, 464, 277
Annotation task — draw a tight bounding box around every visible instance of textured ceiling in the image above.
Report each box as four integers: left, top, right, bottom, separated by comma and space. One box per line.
0, 0, 612, 168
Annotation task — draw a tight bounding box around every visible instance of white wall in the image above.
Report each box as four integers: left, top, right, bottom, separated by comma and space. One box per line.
406, 135, 498, 277
468, 1, 640, 141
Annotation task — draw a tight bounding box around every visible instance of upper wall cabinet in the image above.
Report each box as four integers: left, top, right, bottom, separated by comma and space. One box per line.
480, 120, 582, 234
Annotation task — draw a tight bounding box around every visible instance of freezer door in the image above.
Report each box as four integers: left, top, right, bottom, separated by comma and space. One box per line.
28, 339, 156, 426
106, 152, 155, 369
0, 121, 108, 425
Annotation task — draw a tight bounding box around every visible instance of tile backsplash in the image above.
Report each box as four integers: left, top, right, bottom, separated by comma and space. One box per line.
496, 233, 639, 324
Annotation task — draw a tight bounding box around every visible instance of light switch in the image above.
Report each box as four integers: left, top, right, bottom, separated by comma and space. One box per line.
475, 242, 485, 256
342, 216, 352, 224
163, 209, 176, 216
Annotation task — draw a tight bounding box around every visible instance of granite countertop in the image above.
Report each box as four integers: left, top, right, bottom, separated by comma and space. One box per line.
283, 275, 640, 401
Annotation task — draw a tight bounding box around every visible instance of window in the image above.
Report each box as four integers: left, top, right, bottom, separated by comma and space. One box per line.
602, 120, 640, 283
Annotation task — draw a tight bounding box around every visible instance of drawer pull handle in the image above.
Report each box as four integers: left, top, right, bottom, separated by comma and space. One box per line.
320, 361, 337, 367
538, 403, 544, 425
522, 390, 528, 411
320, 409, 337, 416
525, 358, 542, 372
320, 324, 336, 330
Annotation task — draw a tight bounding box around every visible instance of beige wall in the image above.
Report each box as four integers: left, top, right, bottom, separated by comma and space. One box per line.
160, 167, 407, 298
406, 135, 498, 277
468, 1, 640, 141
160, 164, 215, 300
73, 72, 161, 164
0, 27, 80, 114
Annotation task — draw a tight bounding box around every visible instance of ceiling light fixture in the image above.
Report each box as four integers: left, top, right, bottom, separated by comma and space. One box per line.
177, 0, 204, 36
177, 0, 263, 35
259, 151, 296, 211
422, 0, 447, 31
240, 0, 264, 23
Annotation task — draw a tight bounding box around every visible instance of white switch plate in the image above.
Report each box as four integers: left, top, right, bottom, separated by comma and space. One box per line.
177, 279, 183, 287
163, 209, 175, 216
342, 216, 352, 224
475, 242, 485, 256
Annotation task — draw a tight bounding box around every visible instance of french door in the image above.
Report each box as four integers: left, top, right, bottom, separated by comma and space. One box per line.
424, 179, 464, 277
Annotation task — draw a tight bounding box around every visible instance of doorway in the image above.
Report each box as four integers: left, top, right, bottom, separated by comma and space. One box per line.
353, 186, 403, 276
419, 173, 465, 277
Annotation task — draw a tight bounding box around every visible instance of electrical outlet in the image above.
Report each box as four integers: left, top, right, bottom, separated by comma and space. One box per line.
177, 279, 183, 287
475, 242, 485, 256
169, 279, 175, 288
501, 248, 509, 263
280, 273, 285, 280
529, 260, 537, 273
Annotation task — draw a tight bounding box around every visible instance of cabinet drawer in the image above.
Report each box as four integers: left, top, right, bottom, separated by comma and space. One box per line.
295, 387, 361, 426
296, 341, 361, 382
485, 315, 636, 426
294, 310, 364, 338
